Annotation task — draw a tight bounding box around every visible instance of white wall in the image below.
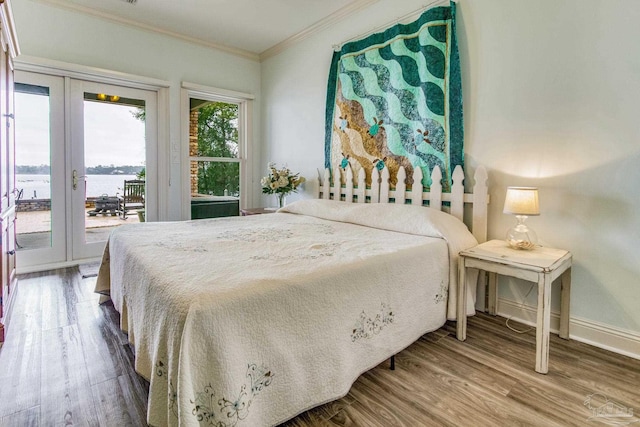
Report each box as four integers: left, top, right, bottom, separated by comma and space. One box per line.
12, 0, 263, 220
261, 0, 640, 352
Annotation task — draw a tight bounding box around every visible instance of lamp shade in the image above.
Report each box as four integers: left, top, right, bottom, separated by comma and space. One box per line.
503, 187, 539, 216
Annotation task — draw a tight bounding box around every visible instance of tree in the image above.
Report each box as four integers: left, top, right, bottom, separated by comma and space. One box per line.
132, 102, 240, 196
195, 102, 239, 196
131, 107, 145, 122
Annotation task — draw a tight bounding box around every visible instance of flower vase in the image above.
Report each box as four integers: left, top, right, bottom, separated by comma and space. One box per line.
275, 193, 286, 209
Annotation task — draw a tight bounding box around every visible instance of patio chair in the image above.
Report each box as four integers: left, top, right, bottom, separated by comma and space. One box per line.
117, 179, 145, 219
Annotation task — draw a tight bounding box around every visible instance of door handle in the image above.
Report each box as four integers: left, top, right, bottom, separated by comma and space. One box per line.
72, 170, 86, 190
4, 113, 14, 128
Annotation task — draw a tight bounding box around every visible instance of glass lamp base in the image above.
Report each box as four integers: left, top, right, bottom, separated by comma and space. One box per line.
506, 216, 538, 250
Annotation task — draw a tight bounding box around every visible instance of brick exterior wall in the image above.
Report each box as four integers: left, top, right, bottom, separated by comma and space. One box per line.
190, 110, 199, 195
17, 197, 108, 212
16, 199, 51, 212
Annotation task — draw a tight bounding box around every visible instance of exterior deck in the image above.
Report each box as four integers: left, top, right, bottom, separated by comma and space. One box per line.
16, 207, 141, 250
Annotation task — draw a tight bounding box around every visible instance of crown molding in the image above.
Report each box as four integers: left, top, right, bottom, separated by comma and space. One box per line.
27, 0, 381, 63
2, 0, 20, 58
29, 0, 260, 62
259, 0, 379, 62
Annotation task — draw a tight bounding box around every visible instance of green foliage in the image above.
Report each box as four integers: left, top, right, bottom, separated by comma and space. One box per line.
131, 101, 240, 196
197, 162, 239, 196
132, 107, 145, 122
136, 168, 146, 180
195, 102, 240, 196
196, 102, 238, 157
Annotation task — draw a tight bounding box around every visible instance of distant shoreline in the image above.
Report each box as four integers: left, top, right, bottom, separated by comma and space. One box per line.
16, 165, 144, 175
17, 173, 139, 199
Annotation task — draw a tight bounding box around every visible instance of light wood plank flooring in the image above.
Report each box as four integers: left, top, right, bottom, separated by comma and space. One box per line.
0, 267, 638, 426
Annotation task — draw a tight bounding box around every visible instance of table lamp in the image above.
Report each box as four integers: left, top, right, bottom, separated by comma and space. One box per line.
503, 186, 539, 250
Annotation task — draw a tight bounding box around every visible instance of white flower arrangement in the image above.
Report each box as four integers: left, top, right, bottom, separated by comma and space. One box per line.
261, 163, 305, 196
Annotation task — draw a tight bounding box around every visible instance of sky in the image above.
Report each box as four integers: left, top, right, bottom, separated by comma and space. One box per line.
15, 92, 146, 168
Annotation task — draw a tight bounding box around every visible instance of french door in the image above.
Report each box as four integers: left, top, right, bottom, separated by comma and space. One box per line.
14, 71, 157, 269
69, 80, 156, 260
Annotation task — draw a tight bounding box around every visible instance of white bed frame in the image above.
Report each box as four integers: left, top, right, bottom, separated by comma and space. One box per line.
318, 161, 489, 243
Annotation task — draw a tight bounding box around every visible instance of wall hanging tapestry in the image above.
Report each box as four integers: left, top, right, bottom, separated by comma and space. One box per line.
324, 2, 463, 191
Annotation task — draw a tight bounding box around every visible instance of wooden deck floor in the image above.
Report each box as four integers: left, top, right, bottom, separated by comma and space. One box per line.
1, 267, 638, 426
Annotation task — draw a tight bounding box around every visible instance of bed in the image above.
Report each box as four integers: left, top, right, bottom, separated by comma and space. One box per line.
95, 165, 488, 427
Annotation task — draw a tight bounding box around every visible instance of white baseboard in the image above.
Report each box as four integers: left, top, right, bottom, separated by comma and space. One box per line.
16, 257, 102, 275
496, 298, 640, 361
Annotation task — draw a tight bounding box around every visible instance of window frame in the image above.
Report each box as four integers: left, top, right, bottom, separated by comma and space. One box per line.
181, 83, 254, 220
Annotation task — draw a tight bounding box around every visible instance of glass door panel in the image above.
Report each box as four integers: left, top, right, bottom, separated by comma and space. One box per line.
14, 71, 66, 267
70, 80, 157, 260
82, 91, 146, 243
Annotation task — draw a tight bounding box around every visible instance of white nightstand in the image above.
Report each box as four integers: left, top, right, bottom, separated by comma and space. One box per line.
456, 239, 572, 374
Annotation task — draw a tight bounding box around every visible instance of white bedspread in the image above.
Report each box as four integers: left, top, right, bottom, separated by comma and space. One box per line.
95, 200, 477, 426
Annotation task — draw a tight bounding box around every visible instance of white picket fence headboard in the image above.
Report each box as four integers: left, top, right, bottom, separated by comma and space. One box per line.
318, 162, 490, 243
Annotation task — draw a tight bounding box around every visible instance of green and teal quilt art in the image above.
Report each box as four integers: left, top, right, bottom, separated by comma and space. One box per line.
325, 2, 463, 191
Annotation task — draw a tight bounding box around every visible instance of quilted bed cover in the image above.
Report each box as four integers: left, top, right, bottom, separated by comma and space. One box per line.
94, 200, 478, 426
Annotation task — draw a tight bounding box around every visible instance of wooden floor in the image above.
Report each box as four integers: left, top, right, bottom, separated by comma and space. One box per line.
1, 268, 639, 427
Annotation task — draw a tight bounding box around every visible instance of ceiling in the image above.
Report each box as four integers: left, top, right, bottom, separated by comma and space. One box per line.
36, 0, 378, 60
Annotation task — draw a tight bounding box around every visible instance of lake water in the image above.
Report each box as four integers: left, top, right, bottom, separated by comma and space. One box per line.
17, 174, 138, 200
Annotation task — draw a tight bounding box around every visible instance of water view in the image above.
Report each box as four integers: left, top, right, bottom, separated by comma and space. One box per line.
17, 174, 138, 200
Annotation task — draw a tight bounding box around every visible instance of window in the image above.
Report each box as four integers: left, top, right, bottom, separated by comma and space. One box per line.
189, 99, 240, 197
183, 84, 253, 220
